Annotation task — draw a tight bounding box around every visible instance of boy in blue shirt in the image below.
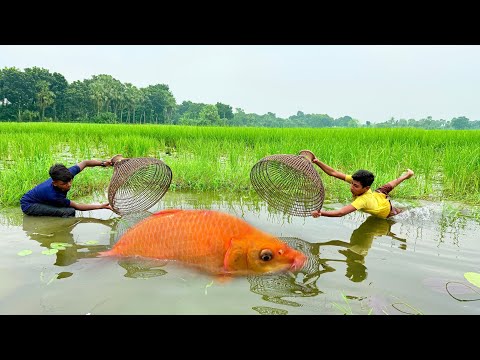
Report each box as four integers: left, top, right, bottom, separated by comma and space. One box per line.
21, 159, 113, 217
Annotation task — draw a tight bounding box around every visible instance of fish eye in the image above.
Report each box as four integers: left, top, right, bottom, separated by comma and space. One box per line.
260, 249, 273, 262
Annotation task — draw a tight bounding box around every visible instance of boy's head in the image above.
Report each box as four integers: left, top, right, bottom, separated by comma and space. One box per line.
350, 169, 374, 196
49, 164, 73, 192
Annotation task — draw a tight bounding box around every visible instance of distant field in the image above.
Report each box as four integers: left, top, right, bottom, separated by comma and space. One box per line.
0, 122, 479, 207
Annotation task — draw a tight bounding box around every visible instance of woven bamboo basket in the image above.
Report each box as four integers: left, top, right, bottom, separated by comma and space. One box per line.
250, 150, 324, 217
107, 154, 172, 215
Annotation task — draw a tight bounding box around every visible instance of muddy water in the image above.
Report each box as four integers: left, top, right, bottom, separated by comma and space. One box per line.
1, 191, 479, 315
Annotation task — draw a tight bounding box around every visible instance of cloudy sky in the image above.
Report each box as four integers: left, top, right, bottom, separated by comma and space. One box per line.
1, 45, 479, 123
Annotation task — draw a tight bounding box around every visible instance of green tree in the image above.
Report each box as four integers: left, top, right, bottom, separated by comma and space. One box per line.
89, 74, 121, 116
347, 118, 360, 128
451, 116, 470, 130
335, 116, 353, 127
36, 80, 55, 121
215, 102, 234, 120
49, 72, 68, 120
143, 84, 177, 124
24, 67, 68, 120
64, 80, 95, 120
175, 101, 207, 123
124, 83, 143, 123
198, 104, 221, 125
0, 67, 31, 121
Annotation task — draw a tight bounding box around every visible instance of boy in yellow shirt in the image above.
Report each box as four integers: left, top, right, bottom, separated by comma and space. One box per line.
310, 153, 414, 219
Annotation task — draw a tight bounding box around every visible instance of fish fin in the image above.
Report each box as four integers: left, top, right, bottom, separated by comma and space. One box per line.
223, 237, 247, 273
152, 209, 184, 217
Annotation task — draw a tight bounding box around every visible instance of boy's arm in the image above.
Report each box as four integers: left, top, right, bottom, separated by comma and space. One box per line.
76, 159, 112, 171
312, 158, 347, 181
312, 204, 356, 218
69, 201, 112, 211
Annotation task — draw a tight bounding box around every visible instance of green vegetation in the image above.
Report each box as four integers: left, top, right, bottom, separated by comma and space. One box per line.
0, 123, 479, 207
17, 250, 33, 256
1, 66, 479, 128
464, 272, 480, 288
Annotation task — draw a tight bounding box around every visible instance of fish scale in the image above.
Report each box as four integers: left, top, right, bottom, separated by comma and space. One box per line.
100, 209, 307, 275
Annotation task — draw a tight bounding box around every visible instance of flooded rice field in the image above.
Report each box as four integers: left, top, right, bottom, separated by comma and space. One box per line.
1, 191, 479, 315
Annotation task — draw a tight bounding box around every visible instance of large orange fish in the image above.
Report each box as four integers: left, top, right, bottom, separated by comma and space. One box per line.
100, 209, 307, 276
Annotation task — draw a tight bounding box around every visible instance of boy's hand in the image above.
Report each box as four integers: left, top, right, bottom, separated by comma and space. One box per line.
311, 210, 322, 218
103, 160, 112, 167
100, 203, 113, 210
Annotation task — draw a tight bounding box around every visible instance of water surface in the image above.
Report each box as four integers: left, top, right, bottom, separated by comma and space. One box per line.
1, 192, 479, 315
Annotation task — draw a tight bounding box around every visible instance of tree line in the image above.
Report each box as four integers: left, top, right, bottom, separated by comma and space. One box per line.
1, 66, 478, 129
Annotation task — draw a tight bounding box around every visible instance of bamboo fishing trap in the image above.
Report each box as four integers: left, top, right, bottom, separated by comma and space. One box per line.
107, 154, 172, 215
250, 150, 325, 217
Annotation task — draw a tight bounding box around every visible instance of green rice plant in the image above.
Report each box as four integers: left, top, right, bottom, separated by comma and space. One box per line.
332, 292, 373, 315
1, 123, 479, 207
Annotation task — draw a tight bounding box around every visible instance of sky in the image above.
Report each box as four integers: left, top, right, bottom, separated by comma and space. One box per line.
1, 45, 479, 123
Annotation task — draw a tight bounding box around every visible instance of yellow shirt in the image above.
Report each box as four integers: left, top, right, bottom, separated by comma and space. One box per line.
345, 175, 391, 219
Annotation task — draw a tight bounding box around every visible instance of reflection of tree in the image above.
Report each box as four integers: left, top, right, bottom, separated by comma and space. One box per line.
22, 215, 116, 266
22, 212, 155, 273
248, 237, 334, 311
318, 216, 406, 282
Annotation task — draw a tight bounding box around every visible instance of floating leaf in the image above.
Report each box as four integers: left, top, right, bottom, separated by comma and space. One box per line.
464, 272, 480, 289
17, 250, 33, 256
50, 242, 73, 249
85, 240, 98, 245
41, 249, 59, 255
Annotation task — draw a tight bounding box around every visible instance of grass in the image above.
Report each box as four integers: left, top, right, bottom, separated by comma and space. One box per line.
1, 122, 479, 207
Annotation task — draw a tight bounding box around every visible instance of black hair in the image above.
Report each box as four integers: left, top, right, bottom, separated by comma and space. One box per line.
49, 164, 73, 182
352, 169, 374, 187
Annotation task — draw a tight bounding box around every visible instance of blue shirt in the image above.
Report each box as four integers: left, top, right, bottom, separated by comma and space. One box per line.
20, 165, 82, 212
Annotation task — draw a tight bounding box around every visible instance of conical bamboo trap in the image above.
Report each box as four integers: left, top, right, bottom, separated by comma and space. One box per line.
107, 154, 172, 215
250, 150, 324, 217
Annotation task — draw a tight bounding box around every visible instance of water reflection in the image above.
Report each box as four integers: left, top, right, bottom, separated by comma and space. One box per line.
22, 215, 116, 266
248, 236, 334, 312
117, 258, 168, 279
248, 217, 407, 313
1, 192, 479, 315
22, 212, 166, 279
318, 216, 406, 282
